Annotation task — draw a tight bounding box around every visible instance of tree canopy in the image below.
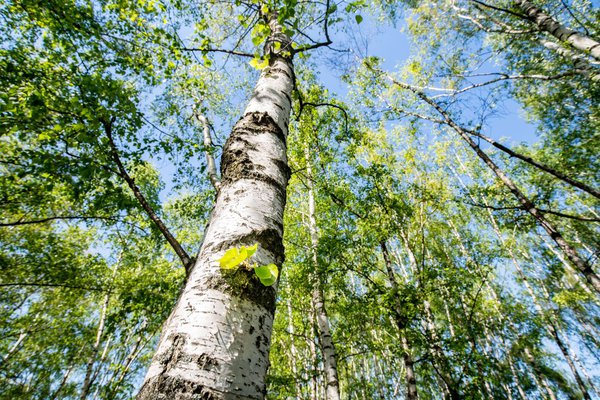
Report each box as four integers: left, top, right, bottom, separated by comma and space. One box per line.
1, 0, 598, 398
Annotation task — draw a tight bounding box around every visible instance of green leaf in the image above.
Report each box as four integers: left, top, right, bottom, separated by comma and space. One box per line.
252, 34, 263, 47
249, 57, 269, 70
355, 15, 363, 24
219, 247, 247, 269
219, 244, 258, 269
245, 243, 258, 258
254, 263, 278, 286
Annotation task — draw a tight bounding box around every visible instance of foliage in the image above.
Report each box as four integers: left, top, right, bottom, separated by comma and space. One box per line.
219, 244, 279, 286
1, 0, 599, 398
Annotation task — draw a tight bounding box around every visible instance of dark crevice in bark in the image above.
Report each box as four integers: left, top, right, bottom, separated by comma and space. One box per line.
138, 376, 223, 400
157, 334, 187, 374
199, 271, 277, 313
220, 113, 291, 200
198, 228, 285, 312
222, 112, 287, 157
209, 228, 285, 263
264, 62, 293, 81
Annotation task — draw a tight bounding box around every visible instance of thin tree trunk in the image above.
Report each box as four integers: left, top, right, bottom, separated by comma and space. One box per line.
514, 0, 600, 61
0, 331, 27, 367
381, 242, 418, 400
194, 112, 221, 191
50, 364, 76, 400
396, 235, 459, 398
550, 327, 592, 400
81, 261, 119, 400
108, 324, 149, 400
80, 291, 110, 399
50, 346, 86, 400
562, 332, 600, 398
450, 160, 559, 400
524, 348, 558, 400
137, 15, 293, 399
309, 301, 320, 400
400, 335, 419, 400
505, 235, 589, 399
286, 299, 302, 398
88, 334, 112, 398
306, 146, 341, 400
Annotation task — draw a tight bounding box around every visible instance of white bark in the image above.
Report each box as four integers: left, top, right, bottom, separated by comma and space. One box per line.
137, 22, 294, 399
514, 0, 600, 61
381, 242, 419, 400
80, 290, 110, 399
306, 146, 340, 400
285, 299, 302, 398
195, 113, 221, 190
540, 40, 600, 81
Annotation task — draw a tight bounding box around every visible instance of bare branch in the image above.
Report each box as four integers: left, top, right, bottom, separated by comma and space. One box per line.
465, 129, 600, 199
180, 47, 254, 58
102, 117, 194, 273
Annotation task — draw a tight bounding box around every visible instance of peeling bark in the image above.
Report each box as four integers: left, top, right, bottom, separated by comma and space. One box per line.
137, 17, 293, 400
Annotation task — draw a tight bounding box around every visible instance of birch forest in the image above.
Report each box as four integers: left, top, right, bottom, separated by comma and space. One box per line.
1, 0, 599, 398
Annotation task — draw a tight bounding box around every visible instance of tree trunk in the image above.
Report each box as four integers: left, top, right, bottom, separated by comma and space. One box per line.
306, 146, 341, 400
550, 327, 592, 400
381, 242, 419, 400
514, 0, 600, 61
137, 16, 293, 400
401, 335, 419, 400
80, 290, 110, 399
539, 40, 600, 81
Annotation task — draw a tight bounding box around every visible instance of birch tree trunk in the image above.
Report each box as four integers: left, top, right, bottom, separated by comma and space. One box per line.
380, 242, 418, 400
514, 0, 600, 61
306, 146, 341, 400
137, 16, 293, 400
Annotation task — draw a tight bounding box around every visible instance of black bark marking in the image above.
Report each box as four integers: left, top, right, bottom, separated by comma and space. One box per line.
202, 222, 282, 313
255, 334, 261, 349
282, 91, 292, 108
272, 159, 291, 183
137, 375, 221, 400
265, 64, 292, 81
212, 228, 285, 265
197, 353, 219, 371
157, 334, 187, 374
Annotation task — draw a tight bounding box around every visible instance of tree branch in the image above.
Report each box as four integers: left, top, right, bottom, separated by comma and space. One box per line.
465, 129, 600, 199
292, 0, 332, 54
179, 47, 254, 58
0, 282, 108, 292
102, 117, 194, 274
373, 63, 600, 293
0, 215, 147, 232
